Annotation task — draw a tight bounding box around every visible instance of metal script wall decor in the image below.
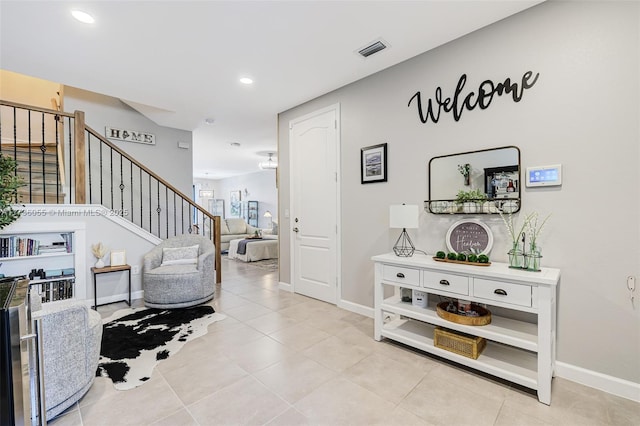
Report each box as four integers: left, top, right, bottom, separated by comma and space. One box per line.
105, 126, 156, 145
408, 71, 540, 124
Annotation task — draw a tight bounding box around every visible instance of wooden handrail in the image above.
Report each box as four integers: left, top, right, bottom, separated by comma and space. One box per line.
83, 123, 222, 283
0, 99, 74, 118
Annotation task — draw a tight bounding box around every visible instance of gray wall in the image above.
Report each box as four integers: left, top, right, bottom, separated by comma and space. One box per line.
64, 87, 194, 196
278, 1, 639, 384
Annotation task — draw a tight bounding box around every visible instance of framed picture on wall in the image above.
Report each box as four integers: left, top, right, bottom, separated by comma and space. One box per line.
361, 143, 387, 184
208, 199, 224, 218
110, 249, 126, 266
230, 190, 241, 217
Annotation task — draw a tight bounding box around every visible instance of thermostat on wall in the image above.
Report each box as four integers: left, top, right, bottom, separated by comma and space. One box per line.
526, 164, 562, 187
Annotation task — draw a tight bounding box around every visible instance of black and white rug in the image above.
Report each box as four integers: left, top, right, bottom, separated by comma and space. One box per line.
96, 305, 225, 390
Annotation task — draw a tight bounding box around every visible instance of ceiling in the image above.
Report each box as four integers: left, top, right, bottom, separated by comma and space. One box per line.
0, 1, 543, 179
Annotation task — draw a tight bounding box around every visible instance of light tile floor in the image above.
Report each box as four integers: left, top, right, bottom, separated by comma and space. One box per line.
51, 258, 640, 425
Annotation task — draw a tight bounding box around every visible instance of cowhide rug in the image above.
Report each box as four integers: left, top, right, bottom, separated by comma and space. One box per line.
96, 305, 225, 390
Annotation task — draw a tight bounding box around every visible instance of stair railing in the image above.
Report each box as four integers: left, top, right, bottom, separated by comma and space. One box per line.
0, 100, 221, 283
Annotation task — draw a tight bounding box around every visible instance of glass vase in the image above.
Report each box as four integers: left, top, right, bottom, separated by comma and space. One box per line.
524, 243, 542, 271
508, 244, 524, 269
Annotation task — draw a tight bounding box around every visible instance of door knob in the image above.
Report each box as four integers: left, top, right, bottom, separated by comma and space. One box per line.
293, 227, 299, 232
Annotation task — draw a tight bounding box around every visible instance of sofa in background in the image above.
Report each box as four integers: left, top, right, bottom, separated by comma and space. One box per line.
31, 295, 102, 421
219, 218, 260, 251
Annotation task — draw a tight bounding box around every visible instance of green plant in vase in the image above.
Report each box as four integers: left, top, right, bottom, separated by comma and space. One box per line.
455, 189, 487, 214
499, 210, 534, 269
524, 212, 551, 271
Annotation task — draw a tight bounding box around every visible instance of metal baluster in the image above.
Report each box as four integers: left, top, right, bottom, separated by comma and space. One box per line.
68, 118, 74, 204
88, 132, 92, 204
99, 139, 103, 206
139, 168, 143, 229
55, 114, 61, 203
119, 153, 124, 215
130, 159, 133, 222
110, 147, 114, 209
188, 198, 193, 233
41, 113, 46, 203
28, 110, 33, 203
148, 174, 152, 234
173, 193, 177, 237
165, 186, 169, 238
157, 179, 161, 237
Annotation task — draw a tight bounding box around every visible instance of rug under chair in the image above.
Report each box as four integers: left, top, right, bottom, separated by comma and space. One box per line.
96, 305, 225, 390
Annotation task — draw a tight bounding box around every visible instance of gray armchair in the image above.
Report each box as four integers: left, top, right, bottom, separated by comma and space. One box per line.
31, 296, 102, 421
143, 234, 216, 309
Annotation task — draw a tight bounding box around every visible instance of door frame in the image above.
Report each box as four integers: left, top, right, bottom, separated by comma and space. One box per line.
288, 103, 341, 304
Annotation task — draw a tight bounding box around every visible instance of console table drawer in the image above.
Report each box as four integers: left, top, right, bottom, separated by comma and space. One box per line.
382, 265, 420, 287
473, 278, 532, 307
423, 270, 469, 295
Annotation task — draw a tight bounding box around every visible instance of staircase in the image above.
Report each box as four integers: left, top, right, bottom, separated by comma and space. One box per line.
5, 144, 65, 204
0, 99, 222, 283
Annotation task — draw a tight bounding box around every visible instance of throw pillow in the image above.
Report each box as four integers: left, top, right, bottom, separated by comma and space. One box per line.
161, 245, 199, 266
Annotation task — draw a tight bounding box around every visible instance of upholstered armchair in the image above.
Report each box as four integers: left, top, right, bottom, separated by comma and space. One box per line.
31, 295, 103, 421
142, 234, 216, 309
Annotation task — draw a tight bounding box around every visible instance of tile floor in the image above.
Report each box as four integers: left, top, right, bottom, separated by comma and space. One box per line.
51, 258, 639, 426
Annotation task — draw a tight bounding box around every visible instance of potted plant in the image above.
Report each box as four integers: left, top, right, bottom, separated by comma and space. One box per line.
458, 163, 471, 186
455, 189, 487, 213
0, 154, 24, 230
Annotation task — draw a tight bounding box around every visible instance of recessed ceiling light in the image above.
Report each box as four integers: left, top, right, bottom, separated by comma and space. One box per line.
71, 10, 95, 24
230, 142, 241, 147
204, 118, 215, 125
239, 77, 253, 85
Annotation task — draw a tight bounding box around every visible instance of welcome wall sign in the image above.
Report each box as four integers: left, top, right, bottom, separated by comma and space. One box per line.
407, 70, 540, 124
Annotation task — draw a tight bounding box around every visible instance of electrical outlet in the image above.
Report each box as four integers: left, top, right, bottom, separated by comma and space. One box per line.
132, 265, 140, 275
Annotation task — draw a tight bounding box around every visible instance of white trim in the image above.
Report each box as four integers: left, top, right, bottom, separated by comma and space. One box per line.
555, 361, 640, 402
338, 298, 374, 318
278, 281, 292, 292
12, 204, 162, 245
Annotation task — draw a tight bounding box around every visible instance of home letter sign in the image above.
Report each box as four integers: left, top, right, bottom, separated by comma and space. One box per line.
105, 127, 156, 145
408, 70, 540, 124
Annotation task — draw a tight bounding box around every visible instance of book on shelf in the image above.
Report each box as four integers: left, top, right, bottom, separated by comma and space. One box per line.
0, 233, 72, 257
31, 278, 74, 303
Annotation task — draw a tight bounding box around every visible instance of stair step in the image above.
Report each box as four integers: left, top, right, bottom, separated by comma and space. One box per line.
17, 190, 65, 204
6, 153, 58, 165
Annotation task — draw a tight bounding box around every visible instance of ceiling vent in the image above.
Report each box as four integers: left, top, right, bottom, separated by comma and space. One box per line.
358, 40, 387, 58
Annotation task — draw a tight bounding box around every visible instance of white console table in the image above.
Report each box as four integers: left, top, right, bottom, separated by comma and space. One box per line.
372, 253, 560, 405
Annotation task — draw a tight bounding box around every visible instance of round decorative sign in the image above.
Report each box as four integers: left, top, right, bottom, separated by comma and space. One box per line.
445, 219, 493, 255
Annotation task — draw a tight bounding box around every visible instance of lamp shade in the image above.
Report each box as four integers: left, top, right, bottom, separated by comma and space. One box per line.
263, 211, 272, 218
390, 204, 419, 229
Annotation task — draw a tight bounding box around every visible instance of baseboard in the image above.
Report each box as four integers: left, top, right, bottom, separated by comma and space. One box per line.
555, 361, 640, 402
278, 281, 292, 292
337, 299, 374, 318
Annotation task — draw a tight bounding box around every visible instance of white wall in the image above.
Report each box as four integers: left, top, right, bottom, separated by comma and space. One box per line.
278, 1, 639, 386
64, 87, 194, 196
195, 170, 278, 229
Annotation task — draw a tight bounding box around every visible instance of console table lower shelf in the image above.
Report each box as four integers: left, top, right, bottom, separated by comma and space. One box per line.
380, 317, 538, 390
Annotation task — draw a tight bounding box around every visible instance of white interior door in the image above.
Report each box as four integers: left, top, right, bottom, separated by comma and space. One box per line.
289, 105, 339, 304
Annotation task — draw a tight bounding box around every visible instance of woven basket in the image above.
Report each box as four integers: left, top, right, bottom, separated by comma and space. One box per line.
436, 302, 491, 326
434, 327, 486, 359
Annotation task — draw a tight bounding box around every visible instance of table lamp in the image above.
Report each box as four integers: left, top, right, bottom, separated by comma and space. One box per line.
390, 204, 419, 257
263, 211, 272, 228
